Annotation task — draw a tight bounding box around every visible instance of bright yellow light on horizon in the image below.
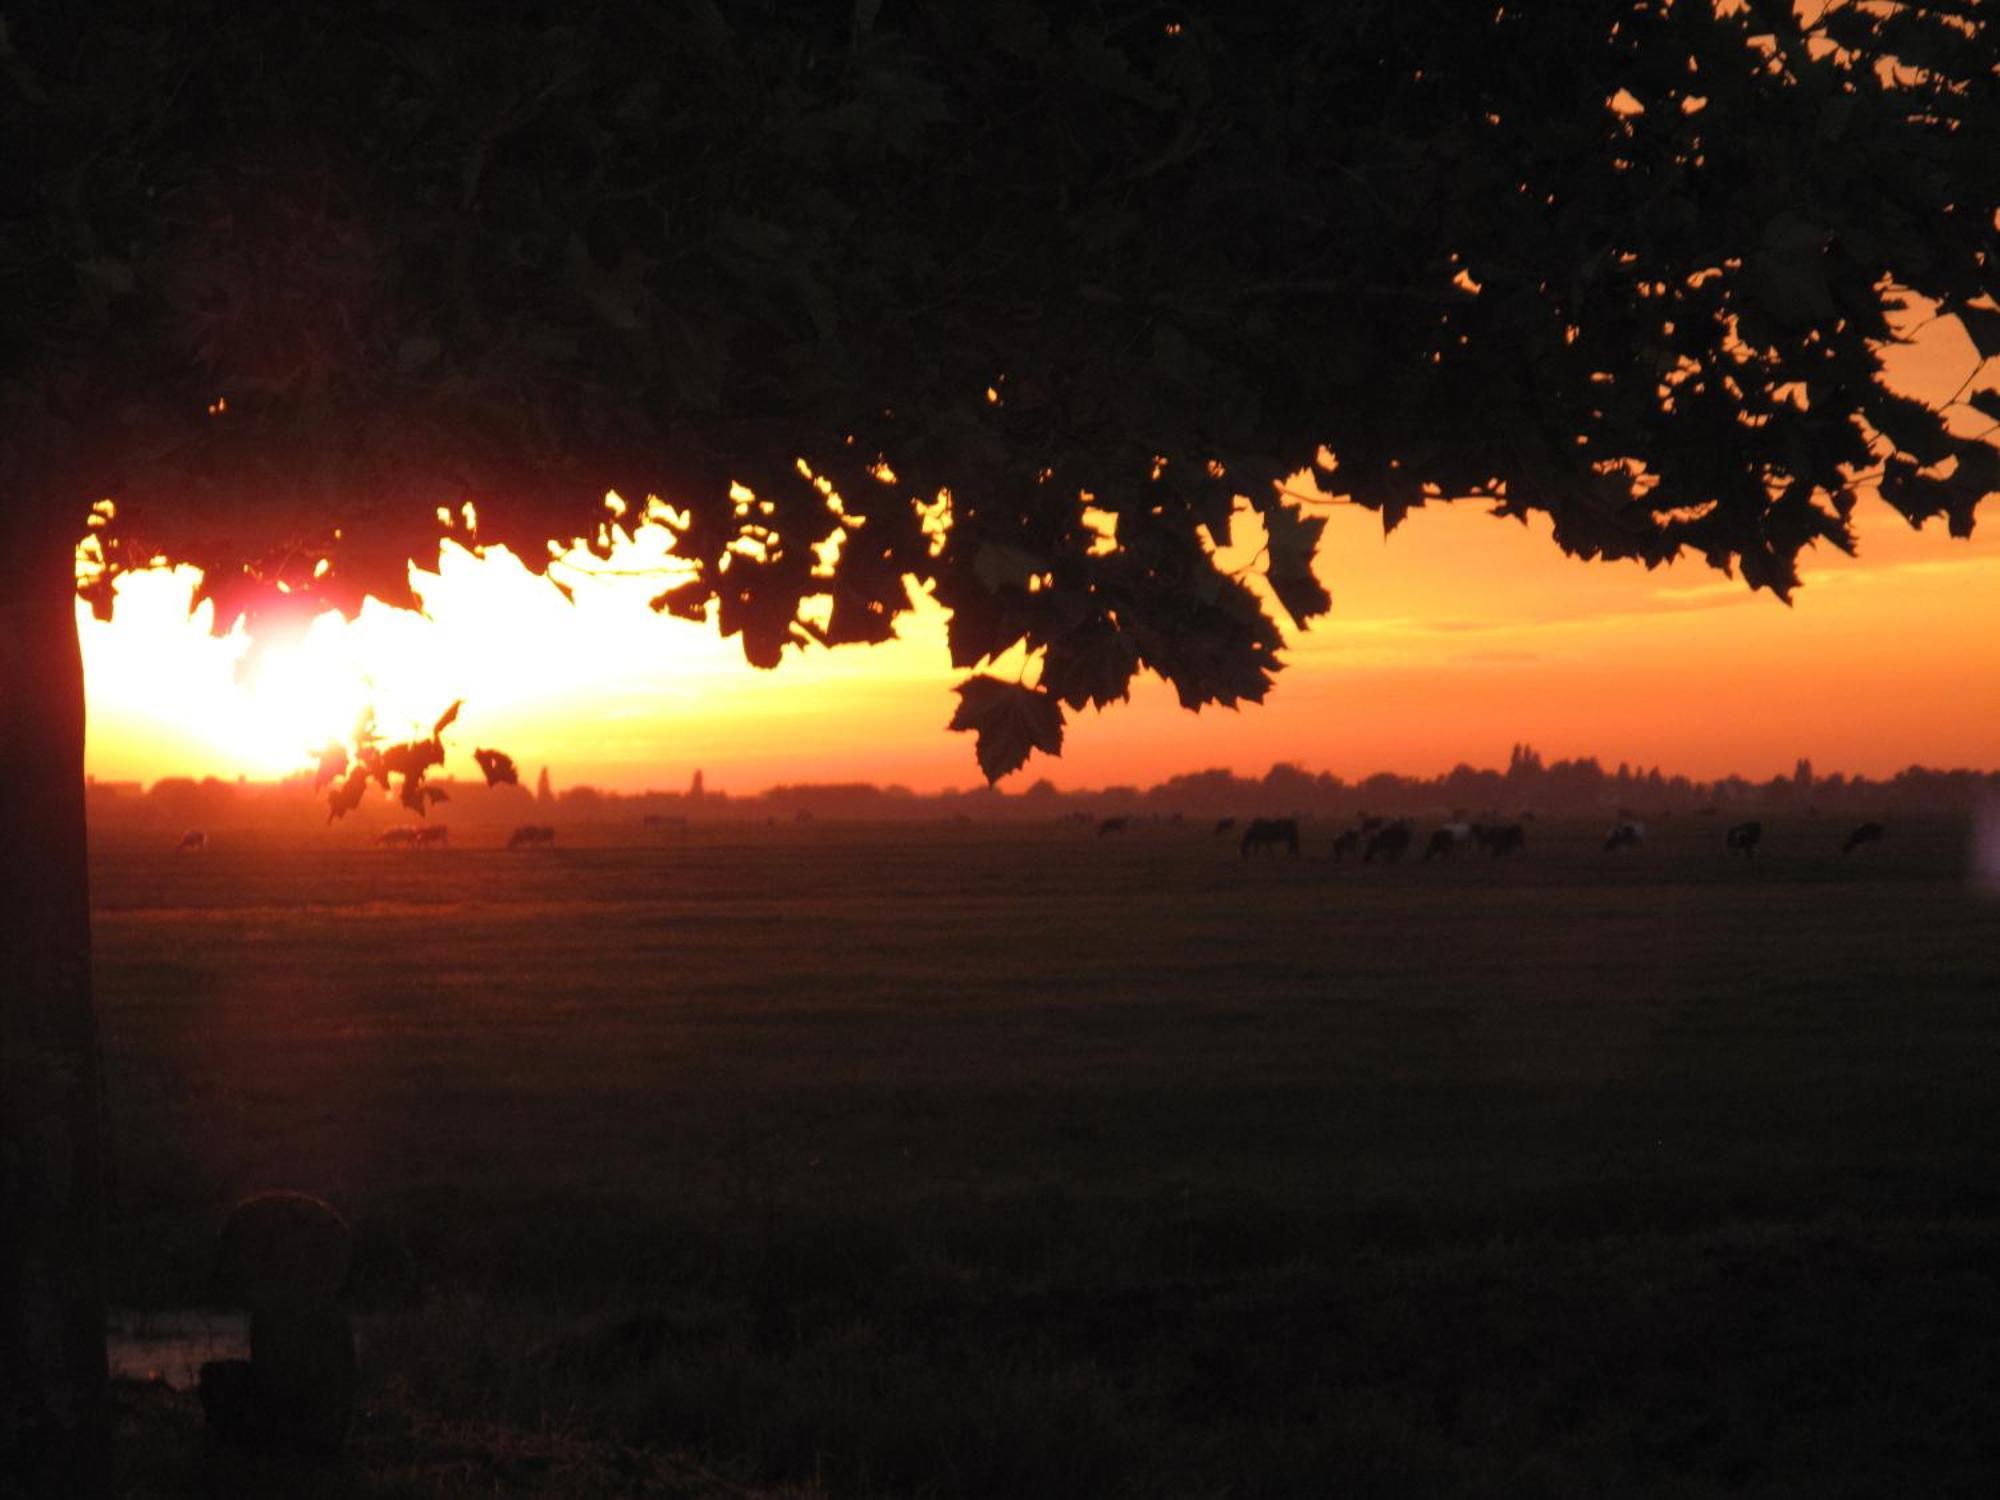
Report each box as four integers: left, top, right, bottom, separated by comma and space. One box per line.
223, 629, 372, 772
79, 490, 2000, 798
78, 524, 963, 791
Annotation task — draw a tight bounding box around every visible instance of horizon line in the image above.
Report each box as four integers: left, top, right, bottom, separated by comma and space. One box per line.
86, 751, 2000, 802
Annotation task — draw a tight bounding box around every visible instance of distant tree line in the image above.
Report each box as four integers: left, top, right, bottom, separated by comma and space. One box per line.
89, 749, 2000, 829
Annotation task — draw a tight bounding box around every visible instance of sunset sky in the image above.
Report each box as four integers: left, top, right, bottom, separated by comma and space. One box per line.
80, 324, 1998, 795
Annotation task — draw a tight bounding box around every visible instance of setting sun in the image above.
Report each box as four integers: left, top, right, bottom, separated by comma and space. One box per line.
80, 491, 2000, 795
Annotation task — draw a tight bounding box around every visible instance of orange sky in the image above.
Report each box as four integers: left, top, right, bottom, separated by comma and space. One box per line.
80, 327, 1998, 795
77, 493, 2000, 795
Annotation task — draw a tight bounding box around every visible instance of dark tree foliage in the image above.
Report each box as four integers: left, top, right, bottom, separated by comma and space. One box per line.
315, 700, 465, 820
3, 2, 1994, 785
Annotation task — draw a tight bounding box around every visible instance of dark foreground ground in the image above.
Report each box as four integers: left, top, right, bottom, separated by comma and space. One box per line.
93, 815, 2000, 1497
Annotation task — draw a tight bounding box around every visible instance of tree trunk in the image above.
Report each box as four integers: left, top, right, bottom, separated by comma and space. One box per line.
0, 501, 109, 1497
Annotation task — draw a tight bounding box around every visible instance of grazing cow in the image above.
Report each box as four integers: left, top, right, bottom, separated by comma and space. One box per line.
1422, 823, 1474, 862
1726, 820, 1762, 858
175, 829, 207, 853
507, 824, 556, 850
375, 827, 416, 847
1604, 820, 1646, 853
1473, 823, 1526, 857
414, 825, 450, 847
1097, 816, 1129, 837
1240, 817, 1300, 857
1214, 817, 1236, 836
1364, 820, 1414, 863
1842, 820, 1886, 855
1330, 828, 1362, 860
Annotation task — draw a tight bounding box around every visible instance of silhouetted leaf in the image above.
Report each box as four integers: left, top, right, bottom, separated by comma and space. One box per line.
1956, 304, 2000, 361
823, 587, 900, 646
973, 542, 1042, 593
380, 737, 445, 782
649, 579, 712, 623
474, 748, 520, 787
311, 744, 348, 790
1261, 502, 1331, 628
1041, 624, 1138, 711
432, 699, 463, 737
1864, 389, 1955, 466
327, 765, 371, 822
947, 676, 1064, 782
399, 778, 449, 815
1946, 441, 1999, 535
943, 587, 1008, 669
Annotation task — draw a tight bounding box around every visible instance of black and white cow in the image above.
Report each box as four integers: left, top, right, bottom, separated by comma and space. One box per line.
1422, 823, 1474, 861
1364, 820, 1414, 863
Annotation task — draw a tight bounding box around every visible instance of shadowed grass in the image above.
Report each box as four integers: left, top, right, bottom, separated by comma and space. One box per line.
93, 817, 2000, 1495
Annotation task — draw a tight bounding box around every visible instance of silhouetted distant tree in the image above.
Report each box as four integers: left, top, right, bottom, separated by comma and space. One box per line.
3, 3, 1996, 1488
1261, 762, 1318, 806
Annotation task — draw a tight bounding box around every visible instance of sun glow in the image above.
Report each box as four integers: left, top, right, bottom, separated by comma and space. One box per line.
78, 524, 953, 790
75, 295, 2000, 795
228, 630, 373, 772
82, 566, 394, 780
79, 484, 2000, 799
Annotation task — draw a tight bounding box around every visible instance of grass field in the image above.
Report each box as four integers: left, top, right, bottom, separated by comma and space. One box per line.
92, 816, 2000, 1496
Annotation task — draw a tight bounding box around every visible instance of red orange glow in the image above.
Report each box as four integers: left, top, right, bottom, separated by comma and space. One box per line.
80, 493, 1999, 794
79, 314, 1998, 792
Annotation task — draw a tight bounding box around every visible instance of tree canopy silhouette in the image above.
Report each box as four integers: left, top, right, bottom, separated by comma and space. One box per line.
7, 1, 1994, 776
1, 2, 1994, 1490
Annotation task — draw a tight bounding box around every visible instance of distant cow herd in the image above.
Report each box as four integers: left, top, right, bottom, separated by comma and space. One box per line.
179, 823, 568, 850
177, 814, 1896, 863
1323, 816, 1526, 863
375, 825, 451, 848
362, 823, 557, 849
1095, 812, 1889, 865
176, 823, 565, 851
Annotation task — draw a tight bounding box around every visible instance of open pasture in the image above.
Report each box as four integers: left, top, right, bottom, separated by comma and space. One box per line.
94, 816, 2000, 1496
